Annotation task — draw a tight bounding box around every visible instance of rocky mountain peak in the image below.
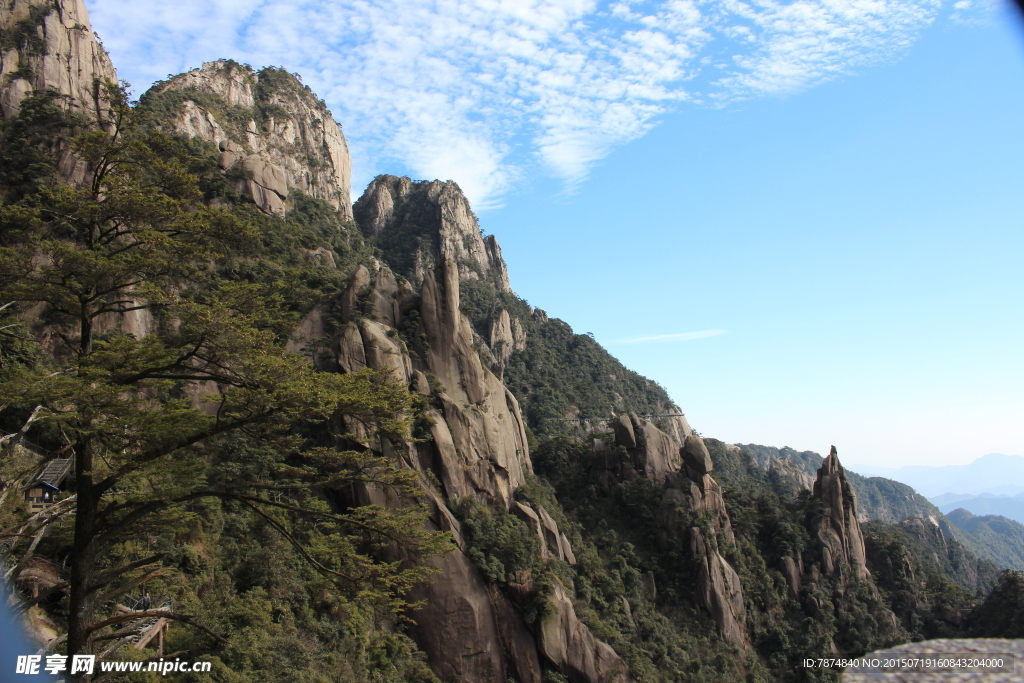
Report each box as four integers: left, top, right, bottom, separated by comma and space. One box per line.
354, 174, 511, 291
1, 0, 117, 120
812, 445, 870, 580
141, 61, 353, 218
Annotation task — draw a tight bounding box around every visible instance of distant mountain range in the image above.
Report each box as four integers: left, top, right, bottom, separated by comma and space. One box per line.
850, 453, 1024, 497
933, 492, 1024, 525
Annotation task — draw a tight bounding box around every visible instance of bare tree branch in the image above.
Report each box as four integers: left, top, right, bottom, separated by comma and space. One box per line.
85, 610, 227, 644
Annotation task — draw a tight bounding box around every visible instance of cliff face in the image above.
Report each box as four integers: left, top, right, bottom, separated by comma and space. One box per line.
0, 0, 118, 186
329, 207, 631, 681
0, 0, 116, 120
335, 258, 530, 510
141, 61, 353, 218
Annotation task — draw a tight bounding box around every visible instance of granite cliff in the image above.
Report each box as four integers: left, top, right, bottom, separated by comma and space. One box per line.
0, 0, 115, 119
141, 60, 353, 218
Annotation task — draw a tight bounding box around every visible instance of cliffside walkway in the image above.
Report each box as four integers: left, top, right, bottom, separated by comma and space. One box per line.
843, 639, 1024, 682
0, 429, 55, 459
545, 413, 685, 424
117, 599, 173, 654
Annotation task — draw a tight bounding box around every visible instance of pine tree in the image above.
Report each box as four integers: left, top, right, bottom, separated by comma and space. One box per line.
0, 85, 447, 678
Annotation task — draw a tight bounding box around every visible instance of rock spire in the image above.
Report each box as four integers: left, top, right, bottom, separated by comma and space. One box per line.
812, 446, 869, 580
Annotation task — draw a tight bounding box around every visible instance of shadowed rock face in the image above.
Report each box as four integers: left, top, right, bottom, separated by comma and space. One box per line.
353, 175, 511, 291
690, 527, 746, 649
539, 584, 632, 683
812, 446, 869, 581
143, 61, 353, 218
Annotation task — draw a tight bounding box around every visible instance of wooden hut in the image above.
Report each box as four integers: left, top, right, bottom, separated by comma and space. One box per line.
23, 458, 72, 512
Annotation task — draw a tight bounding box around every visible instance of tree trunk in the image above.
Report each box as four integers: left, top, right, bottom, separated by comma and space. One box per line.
66, 436, 98, 681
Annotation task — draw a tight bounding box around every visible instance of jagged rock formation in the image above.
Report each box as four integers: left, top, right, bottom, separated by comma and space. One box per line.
336, 258, 530, 510
488, 307, 526, 367
812, 446, 869, 580
690, 526, 746, 648
737, 443, 943, 524
353, 175, 511, 290
596, 415, 748, 648
328, 181, 630, 680
0, 0, 116, 119
540, 584, 631, 683
512, 501, 577, 564
141, 61, 353, 217
591, 413, 692, 486
0, 0, 117, 185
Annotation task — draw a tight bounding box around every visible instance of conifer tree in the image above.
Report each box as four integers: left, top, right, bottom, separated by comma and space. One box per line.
0, 85, 447, 677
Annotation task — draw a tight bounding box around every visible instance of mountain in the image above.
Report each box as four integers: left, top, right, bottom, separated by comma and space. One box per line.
945, 509, 1024, 571
736, 444, 942, 523
850, 453, 1024, 497
1, 2, 1019, 681
936, 493, 1024, 525
739, 445, 1024, 573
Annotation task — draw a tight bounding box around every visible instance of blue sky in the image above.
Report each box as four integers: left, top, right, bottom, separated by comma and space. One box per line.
86, 0, 1024, 466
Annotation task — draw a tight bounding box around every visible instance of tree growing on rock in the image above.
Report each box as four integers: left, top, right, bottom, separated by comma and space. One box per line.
0, 84, 447, 677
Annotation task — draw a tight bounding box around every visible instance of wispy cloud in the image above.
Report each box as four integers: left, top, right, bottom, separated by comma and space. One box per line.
86, 0, 945, 208
609, 329, 728, 345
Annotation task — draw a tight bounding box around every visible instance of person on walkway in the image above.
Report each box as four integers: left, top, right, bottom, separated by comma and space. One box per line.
140, 592, 152, 611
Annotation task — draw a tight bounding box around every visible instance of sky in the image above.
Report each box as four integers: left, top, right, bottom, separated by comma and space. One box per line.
85, 0, 1024, 467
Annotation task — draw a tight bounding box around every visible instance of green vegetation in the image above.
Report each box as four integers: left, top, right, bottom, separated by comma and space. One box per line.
862, 522, 981, 641
0, 92, 85, 198
946, 509, 1024, 571
863, 518, 998, 596
138, 62, 328, 148
0, 83, 446, 680
503, 317, 675, 432
966, 570, 1024, 637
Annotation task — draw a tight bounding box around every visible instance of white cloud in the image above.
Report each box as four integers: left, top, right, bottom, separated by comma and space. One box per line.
85, 0, 942, 207
949, 0, 1000, 24
609, 329, 728, 344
